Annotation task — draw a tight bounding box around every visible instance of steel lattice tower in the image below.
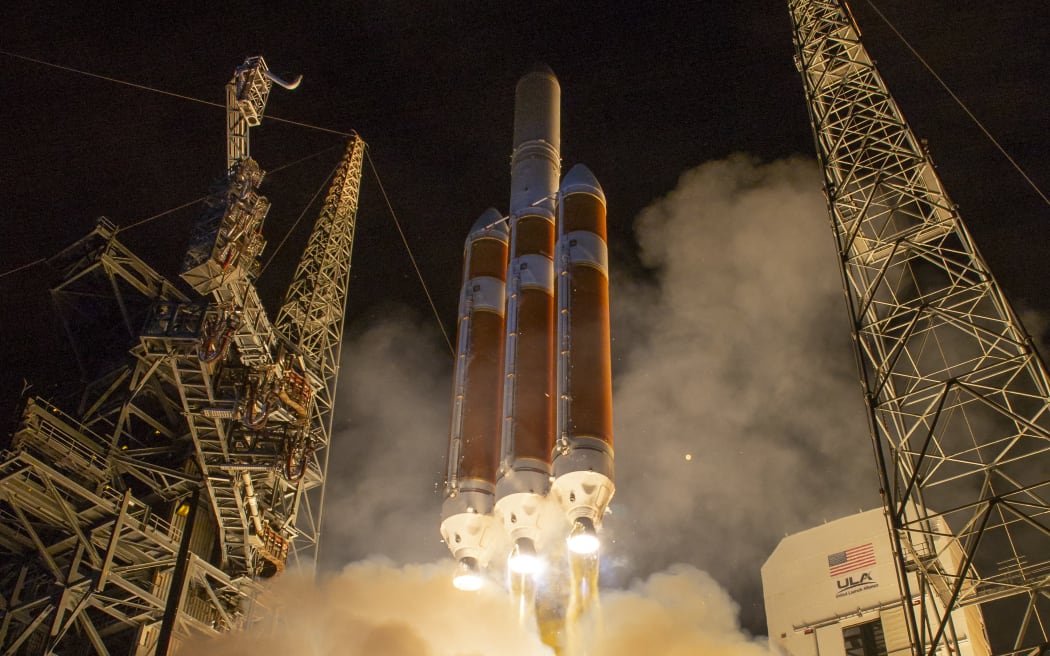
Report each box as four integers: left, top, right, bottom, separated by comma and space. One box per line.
0, 60, 363, 654
273, 134, 365, 563
789, 2, 1050, 654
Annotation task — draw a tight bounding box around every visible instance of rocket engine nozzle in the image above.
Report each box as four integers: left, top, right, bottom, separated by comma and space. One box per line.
508, 537, 542, 575
452, 557, 485, 591
567, 516, 600, 555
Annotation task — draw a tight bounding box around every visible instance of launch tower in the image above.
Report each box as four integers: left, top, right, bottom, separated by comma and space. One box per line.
0, 58, 363, 654
789, 2, 1050, 653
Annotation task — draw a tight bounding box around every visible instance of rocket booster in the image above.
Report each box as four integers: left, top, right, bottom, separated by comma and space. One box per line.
495, 65, 561, 571
553, 164, 614, 553
441, 209, 509, 588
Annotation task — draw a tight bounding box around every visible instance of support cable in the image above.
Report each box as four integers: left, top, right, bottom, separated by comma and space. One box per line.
119, 145, 345, 236
481, 193, 557, 230
863, 0, 1050, 207
269, 144, 343, 175
259, 159, 341, 276
0, 258, 47, 281
0, 145, 344, 281
117, 197, 207, 234
365, 149, 455, 357
0, 49, 351, 137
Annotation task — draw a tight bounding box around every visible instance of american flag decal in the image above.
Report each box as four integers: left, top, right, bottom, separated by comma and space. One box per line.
828, 543, 876, 576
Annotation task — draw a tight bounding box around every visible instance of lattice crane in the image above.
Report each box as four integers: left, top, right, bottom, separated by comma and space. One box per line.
175, 56, 364, 575
788, 2, 1050, 654
0, 57, 363, 654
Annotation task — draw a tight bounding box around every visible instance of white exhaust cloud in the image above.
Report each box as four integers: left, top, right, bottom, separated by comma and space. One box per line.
607, 155, 878, 625
193, 561, 771, 656
191, 560, 553, 656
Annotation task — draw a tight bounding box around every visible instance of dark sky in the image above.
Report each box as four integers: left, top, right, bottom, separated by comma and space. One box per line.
3, 2, 1048, 380
2, 0, 1048, 638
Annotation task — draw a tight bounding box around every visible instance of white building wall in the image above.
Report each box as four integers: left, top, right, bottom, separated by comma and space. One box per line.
761, 509, 989, 656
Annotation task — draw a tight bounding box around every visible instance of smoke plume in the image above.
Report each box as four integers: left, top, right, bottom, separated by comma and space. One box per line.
591, 565, 772, 656
192, 560, 552, 655
194, 561, 771, 656
606, 155, 879, 625
320, 311, 450, 566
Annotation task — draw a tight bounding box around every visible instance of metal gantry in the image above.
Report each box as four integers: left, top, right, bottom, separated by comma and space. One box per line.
789, 2, 1050, 654
0, 58, 363, 654
273, 134, 366, 565
225, 57, 302, 172
0, 223, 258, 654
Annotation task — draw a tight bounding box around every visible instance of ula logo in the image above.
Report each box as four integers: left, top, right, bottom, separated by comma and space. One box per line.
837, 572, 874, 592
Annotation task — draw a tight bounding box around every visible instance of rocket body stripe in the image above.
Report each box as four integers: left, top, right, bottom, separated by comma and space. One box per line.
561, 230, 608, 274
514, 253, 556, 292
467, 276, 505, 313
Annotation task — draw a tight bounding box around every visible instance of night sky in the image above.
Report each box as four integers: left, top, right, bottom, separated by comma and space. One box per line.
2, 0, 1048, 638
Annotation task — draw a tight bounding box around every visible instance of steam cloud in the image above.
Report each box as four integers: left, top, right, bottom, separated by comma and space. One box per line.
194, 561, 769, 656
223, 154, 883, 651
606, 155, 879, 626
192, 560, 550, 655
591, 565, 772, 656
321, 311, 450, 566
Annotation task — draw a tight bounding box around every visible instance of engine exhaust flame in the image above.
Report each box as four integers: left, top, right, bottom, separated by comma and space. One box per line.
567, 518, 600, 555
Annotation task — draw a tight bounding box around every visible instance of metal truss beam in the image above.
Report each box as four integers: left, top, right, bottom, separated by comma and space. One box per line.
274, 135, 365, 566
789, 2, 1050, 654
2, 65, 354, 654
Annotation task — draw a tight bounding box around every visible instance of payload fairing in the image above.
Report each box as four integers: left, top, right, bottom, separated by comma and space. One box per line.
440, 66, 615, 592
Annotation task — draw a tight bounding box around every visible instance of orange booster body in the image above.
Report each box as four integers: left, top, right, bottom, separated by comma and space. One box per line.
441, 209, 509, 569
552, 165, 615, 528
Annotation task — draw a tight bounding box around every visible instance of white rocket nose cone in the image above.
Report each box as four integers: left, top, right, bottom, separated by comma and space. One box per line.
507, 538, 542, 575
468, 207, 508, 238
567, 517, 600, 555
452, 557, 484, 591
559, 163, 605, 201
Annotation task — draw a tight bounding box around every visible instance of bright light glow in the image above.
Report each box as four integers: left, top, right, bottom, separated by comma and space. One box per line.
568, 517, 601, 554
684, 453, 693, 461
567, 531, 600, 554
508, 552, 542, 574
451, 557, 484, 591
508, 539, 542, 575
452, 572, 484, 591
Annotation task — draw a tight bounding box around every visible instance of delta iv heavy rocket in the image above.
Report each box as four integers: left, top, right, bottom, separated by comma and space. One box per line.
440, 65, 615, 594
